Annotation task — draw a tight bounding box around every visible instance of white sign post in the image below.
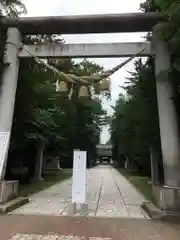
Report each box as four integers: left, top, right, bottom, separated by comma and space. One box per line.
68, 150, 87, 215
0, 132, 10, 180
72, 150, 87, 203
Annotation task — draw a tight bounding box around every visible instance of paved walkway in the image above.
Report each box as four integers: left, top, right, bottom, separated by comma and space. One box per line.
11, 165, 148, 218
2, 166, 180, 239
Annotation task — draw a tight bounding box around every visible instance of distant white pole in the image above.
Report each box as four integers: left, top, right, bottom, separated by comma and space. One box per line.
0, 28, 20, 180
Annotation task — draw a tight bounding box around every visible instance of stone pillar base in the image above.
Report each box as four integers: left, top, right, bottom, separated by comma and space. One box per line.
0, 180, 19, 204
80, 203, 88, 214
68, 202, 76, 215
153, 185, 180, 212
67, 202, 88, 215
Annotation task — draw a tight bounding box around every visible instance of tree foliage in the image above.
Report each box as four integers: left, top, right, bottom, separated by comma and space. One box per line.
0, 0, 27, 17
6, 54, 106, 180
110, 58, 161, 175
0, 1, 107, 181
110, 0, 180, 177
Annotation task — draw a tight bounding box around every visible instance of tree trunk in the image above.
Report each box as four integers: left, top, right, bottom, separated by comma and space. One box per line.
34, 139, 44, 181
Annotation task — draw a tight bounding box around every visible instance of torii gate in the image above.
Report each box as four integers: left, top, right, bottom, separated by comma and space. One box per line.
0, 12, 180, 212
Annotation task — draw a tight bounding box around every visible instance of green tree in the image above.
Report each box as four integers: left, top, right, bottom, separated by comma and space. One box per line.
110, 56, 161, 175
0, 0, 27, 17
6, 53, 106, 181
111, 0, 180, 179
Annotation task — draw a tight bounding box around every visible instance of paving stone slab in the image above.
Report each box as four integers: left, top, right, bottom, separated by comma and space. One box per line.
10, 234, 112, 240
11, 166, 147, 218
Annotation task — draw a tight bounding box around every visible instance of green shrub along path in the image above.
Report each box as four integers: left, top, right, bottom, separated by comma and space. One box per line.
119, 169, 154, 202
19, 169, 72, 197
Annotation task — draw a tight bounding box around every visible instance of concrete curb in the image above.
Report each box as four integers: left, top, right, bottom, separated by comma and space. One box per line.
141, 202, 164, 219
0, 197, 29, 213
141, 202, 180, 221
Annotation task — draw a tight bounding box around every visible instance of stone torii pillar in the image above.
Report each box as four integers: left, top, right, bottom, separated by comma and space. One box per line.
153, 23, 180, 211
0, 28, 20, 180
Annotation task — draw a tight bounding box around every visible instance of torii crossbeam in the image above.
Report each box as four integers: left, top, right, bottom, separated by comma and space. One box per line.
1, 12, 165, 34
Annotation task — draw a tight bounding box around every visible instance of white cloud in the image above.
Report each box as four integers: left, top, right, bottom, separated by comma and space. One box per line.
22, 0, 146, 144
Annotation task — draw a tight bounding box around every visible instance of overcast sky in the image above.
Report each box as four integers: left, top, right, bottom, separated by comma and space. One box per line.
22, 0, 146, 144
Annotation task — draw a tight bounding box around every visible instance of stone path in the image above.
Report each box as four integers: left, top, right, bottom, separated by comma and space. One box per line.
2, 166, 180, 239
11, 234, 111, 240
11, 165, 148, 218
